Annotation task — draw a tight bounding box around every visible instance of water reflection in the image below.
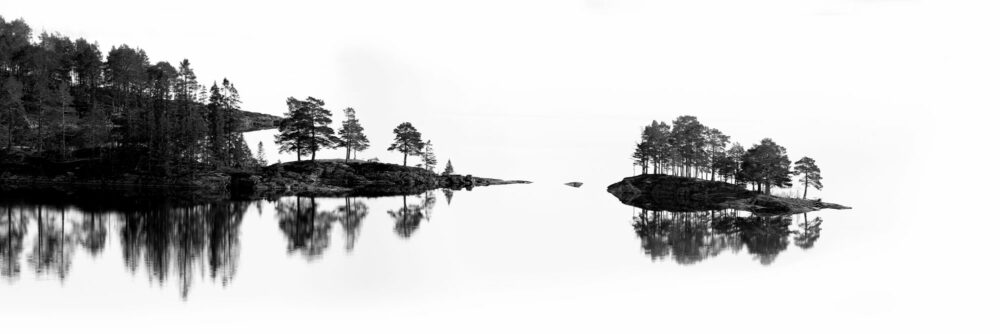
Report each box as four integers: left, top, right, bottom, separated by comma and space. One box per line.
1, 205, 28, 280
276, 197, 336, 260
0, 199, 249, 299
632, 209, 822, 265
387, 192, 436, 239
336, 197, 369, 253
28, 207, 75, 281
119, 202, 248, 298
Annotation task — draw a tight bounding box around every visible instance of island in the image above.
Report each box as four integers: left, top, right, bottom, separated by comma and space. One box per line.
613, 116, 849, 215
608, 174, 848, 215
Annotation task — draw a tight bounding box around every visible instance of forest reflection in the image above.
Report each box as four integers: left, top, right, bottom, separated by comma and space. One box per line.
0, 201, 249, 299
632, 209, 823, 265
275, 196, 372, 259
274, 191, 437, 258
1, 191, 445, 299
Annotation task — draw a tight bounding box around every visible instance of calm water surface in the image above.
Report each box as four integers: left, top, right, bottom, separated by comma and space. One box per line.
0, 180, 990, 333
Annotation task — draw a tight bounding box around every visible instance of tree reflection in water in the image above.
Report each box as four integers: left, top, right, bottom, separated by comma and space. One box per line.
276, 196, 374, 257
632, 209, 822, 265
794, 212, 822, 250
0, 199, 248, 299
1, 204, 28, 281
119, 202, 249, 299
336, 197, 368, 253
387, 192, 435, 239
276, 197, 335, 260
28, 207, 74, 281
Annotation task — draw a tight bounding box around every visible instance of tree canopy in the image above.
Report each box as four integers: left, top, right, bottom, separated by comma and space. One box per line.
793, 156, 823, 199
0, 16, 257, 175
337, 107, 369, 160
387, 122, 424, 167
632, 115, 811, 195
275, 97, 341, 161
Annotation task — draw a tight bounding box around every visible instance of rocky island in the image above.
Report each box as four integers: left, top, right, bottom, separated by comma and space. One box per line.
607, 174, 849, 215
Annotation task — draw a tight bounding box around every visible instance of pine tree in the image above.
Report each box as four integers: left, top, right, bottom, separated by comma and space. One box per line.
257, 141, 267, 167
742, 138, 792, 194
422, 140, 437, 172
337, 107, 369, 160
793, 156, 823, 199
387, 122, 424, 167
222, 79, 244, 166
207, 82, 226, 166
443, 159, 454, 175
275, 97, 340, 161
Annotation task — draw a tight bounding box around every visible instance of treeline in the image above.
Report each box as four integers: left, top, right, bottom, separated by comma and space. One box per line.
0, 16, 256, 176
632, 116, 823, 197
274, 99, 442, 172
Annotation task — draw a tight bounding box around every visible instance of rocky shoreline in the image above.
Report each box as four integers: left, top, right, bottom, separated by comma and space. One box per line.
232, 160, 530, 197
0, 160, 530, 199
607, 174, 849, 215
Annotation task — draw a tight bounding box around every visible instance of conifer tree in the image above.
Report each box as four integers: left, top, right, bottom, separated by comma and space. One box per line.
257, 141, 267, 167
275, 97, 340, 161
387, 122, 424, 167
443, 159, 454, 175
793, 157, 823, 199
337, 107, 369, 160
422, 140, 437, 172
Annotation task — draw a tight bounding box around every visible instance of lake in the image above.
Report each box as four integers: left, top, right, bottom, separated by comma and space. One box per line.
0, 181, 878, 332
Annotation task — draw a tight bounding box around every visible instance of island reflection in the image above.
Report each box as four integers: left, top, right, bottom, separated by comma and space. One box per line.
1, 190, 446, 300
632, 209, 823, 265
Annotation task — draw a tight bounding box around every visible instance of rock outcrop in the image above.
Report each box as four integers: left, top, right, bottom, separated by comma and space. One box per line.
233, 160, 530, 197
607, 174, 849, 214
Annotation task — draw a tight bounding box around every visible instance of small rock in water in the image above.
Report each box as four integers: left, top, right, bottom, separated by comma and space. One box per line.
565, 182, 583, 188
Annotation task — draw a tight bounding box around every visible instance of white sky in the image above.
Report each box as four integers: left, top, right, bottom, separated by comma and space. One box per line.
4, 0, 998, 183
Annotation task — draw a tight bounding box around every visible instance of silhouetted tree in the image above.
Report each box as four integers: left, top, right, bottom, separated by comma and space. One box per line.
793, 156, 823, 199
741, 138, 791, 194
276, 97, 341, 161
387, 122, 424, 166
337, 107, 369, 160
256, 141, 267, 167
422, 140, 438, 172
443, 159, 454, 175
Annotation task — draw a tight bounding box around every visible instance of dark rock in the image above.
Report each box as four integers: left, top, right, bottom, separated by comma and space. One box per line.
607, 174, 848, 214
565, 182, 583, 188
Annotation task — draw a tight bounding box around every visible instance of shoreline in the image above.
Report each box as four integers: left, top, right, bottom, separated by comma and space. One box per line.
607, 174, 850, 215
0, 160, 530, 200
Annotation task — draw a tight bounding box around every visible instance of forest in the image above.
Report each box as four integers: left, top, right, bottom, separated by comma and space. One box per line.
632, 116, 823, 198
0, 16, 267, 176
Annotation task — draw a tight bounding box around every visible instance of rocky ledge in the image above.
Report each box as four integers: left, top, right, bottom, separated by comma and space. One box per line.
232, 160, 530, 197
607, 174, 849, 214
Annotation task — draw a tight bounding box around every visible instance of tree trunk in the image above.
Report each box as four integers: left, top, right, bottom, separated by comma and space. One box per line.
345, 144, 351, 160
403, 152, 408, 166
803, 178, 809, 199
